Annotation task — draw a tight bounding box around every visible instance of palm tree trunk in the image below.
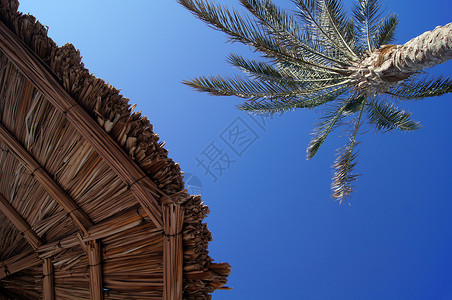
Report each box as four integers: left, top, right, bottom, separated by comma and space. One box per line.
394, 22, 452, 72
375, 22, 452, 78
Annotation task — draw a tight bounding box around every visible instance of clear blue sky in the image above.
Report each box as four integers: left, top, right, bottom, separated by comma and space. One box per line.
18, 1, 452, 299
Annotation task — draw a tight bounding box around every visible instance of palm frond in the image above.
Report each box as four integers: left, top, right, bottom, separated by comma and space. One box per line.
241, 0, 348, 66
183, 75, 297, 100
277, 60, 343, 80
238, 84, 349, 114
374, 13, 398, 47
332, 101, 364, 203
343, 94, 365, 114
228, 54, 343, 85
353, 0, 382, 51
307, 97, 354, 159
227, 54, 284, 81
179, 0, 349, 74
184, 73, 352, 100
319, 0, 359, 58
388, 76, 452, 100
177, 0, 295, 64
366, 98, 421, 132
178, 0, 276, 49
293, 0, 359, 61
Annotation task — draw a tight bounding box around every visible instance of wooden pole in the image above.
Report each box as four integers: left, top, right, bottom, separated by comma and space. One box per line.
163, 204, 184, 300
0, 20, 164, 228
0, 123, 92, 235
86, 240, 103, 300
42, 258, 55, 300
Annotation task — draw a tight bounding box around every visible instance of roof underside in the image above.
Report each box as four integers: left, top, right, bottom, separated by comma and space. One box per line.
0, 1, 230, 299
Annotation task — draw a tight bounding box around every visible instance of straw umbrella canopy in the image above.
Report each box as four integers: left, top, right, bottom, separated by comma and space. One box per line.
0, 1, 230, 299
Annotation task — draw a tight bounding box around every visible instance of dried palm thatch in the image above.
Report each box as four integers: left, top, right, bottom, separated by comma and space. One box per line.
0, 0, 230, 299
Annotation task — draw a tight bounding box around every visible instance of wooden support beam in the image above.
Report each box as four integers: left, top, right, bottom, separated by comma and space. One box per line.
42, 258, 55, 300
0, 206, 152, 267
0, 20, 164, 228
0, 193, 43, 250
163, 204, 184, 300
0, 251, 40, 280
0, 207, 150, 280
1, 205, 137, 277
38, 206, 152, 259
0, 123, 92, 235
79, 240, 103, 300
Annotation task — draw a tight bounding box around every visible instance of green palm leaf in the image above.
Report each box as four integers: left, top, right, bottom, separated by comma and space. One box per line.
307, 97, 354, 159
375, 13, 398, 47
332, 102, 364, 202
353, 0, 382, 51
227, 54, 342, 85
179, 0, 348, 74
242, 0, 348, 66
293, 0, 359, 61
277, 60, 345, 80
366, 98, 421, 132
343, 94, 365, 114
183, 75, 350, 101
388, 76, 452, 100
178, 0, 296, 63
183, 75, 297, 99
319, 0, 359, 58
227, 54, 285, 81
238, 85, 349, 114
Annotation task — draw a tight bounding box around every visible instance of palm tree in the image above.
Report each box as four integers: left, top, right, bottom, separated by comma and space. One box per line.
178, 0, 452, 202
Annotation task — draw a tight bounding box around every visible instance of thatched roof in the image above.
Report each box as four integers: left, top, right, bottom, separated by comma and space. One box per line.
0, 0, 230, 299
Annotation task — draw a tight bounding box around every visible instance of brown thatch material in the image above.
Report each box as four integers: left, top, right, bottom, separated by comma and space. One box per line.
0, 1, 230, 299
